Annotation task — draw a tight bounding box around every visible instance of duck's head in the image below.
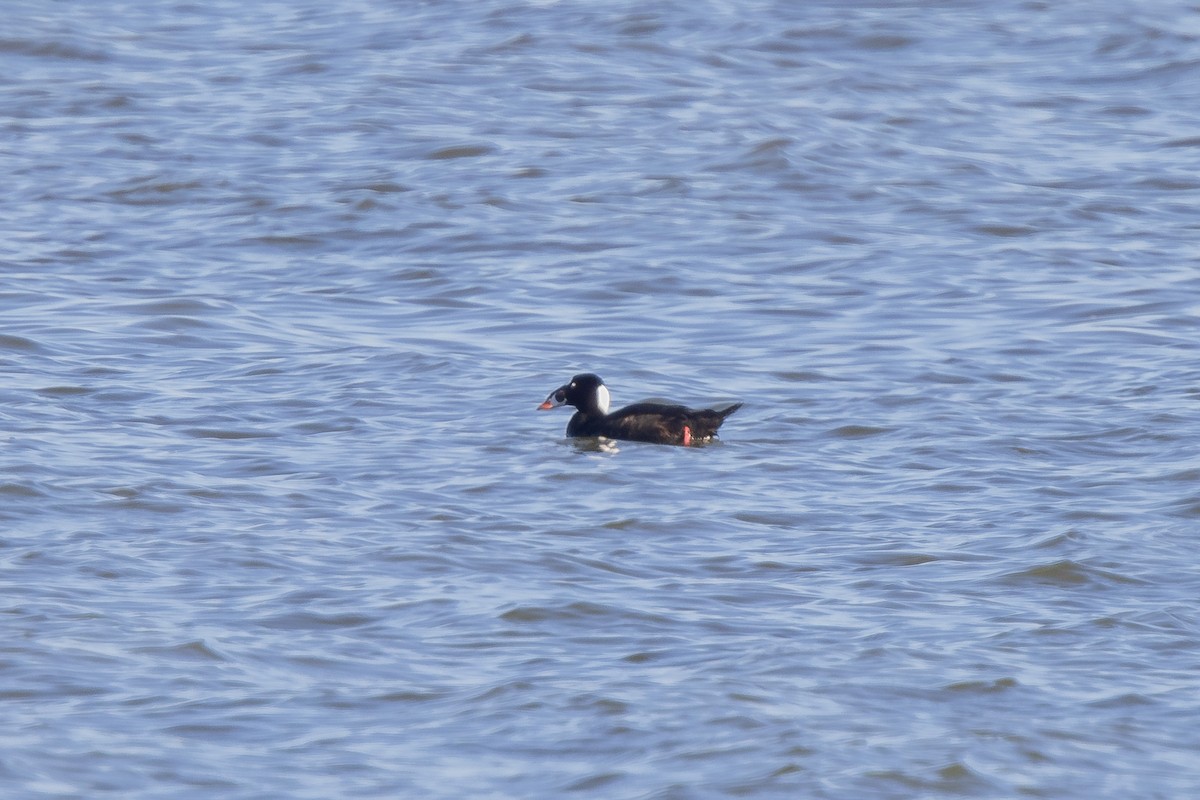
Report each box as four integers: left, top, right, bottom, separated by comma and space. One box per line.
538, 373, 610, 415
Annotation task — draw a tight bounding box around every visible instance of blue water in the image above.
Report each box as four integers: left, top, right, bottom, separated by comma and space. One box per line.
4, 2, 1200, 797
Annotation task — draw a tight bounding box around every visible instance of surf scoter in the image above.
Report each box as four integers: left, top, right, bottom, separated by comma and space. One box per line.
537, 373, 742, 446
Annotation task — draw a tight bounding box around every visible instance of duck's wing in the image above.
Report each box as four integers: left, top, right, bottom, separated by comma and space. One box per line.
604, 402, 692, 444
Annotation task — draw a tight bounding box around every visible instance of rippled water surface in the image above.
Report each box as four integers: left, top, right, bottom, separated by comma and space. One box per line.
4, 1, 1200, 797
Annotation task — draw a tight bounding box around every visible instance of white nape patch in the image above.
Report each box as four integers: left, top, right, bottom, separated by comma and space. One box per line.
595, 383, 611, 415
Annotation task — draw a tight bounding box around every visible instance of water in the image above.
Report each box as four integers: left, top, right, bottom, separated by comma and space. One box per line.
4, 1, 1200, 797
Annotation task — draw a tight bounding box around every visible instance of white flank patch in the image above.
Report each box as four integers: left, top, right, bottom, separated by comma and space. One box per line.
595, 383, 610, 414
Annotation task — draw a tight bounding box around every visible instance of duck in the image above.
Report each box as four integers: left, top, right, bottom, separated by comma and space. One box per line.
538, 373, 742, 446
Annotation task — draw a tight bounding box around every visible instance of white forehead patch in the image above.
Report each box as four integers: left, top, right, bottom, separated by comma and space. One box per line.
595, 383, 610, 415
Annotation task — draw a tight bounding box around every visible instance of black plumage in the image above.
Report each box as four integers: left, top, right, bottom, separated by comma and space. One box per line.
538, 373, 741, 446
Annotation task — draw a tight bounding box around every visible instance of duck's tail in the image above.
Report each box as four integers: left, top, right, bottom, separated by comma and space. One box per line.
695, 402, 743, 439
717, 402, 743, 420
